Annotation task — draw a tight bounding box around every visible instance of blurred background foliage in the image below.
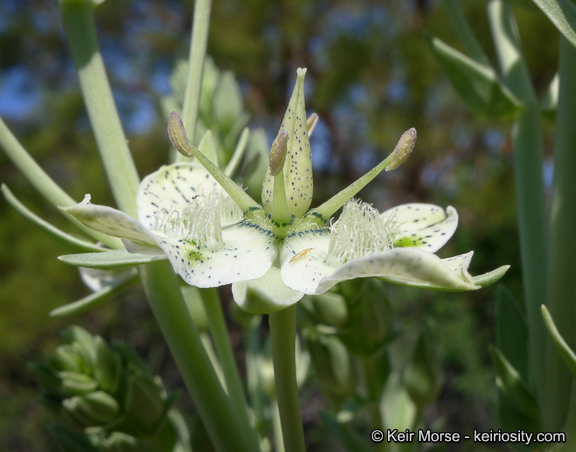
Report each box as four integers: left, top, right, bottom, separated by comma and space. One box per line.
0, 0, 558, 450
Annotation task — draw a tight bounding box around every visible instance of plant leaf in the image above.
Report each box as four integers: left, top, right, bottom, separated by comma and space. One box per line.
496, 286, 528, 382
50, 274, 139, 317
541, 73, 559, 118
532, 0, 576, 49
541, 305, 576, 380
490, 346, 541, 421
2, 184, 104, 253
59, 249, 167, 269
426, 34, 521, 119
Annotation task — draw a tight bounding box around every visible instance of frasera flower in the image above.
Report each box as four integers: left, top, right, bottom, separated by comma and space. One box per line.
63, 68, 508, 313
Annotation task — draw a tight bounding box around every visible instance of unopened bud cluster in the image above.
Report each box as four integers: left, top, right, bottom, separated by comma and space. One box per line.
30, 326, 189, 452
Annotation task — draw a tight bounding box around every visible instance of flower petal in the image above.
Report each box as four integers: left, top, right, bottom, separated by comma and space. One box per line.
153, 221, 277, 288
383, 204, 458, 253
62, 203, 157, 247
317, 248, 502, 293
232, 263, 304, 314
138, 162, 242, 228
281, 228, 502, 294
280, 229, 337, 293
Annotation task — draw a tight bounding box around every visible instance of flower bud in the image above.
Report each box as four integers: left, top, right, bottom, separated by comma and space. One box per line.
63, 391, 120, 426
94, 336, 121, 393
60, 371, 99, 396
305, 332, 358, 405
123, 371, 166, 431
302, 291, 349, 328
337, 279, 394, 356
48, 345, 84, 373
32, 328, 190, 451
402, 324, 443, 410
100, 432, 138, 451
213, 71, 243, 134
385, 128, 417, 171
62, 326, 98, 374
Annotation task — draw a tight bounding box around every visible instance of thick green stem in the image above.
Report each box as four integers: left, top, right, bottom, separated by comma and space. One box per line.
271, 399, 285, 452
175, 0, 212, 162
510, 109, 548, 392
362, 355, 386, 452
200, 288, 256, 436
60, 0, 140, 217
139, 262, 258, 452
543, 37, 576, 431
0, 118, 121, 249
487, 0, 548, 397
269, 305, 305, 452
362, 356, 384, 432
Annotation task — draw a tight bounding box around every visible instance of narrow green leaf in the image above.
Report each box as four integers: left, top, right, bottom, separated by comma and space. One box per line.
441, 0, 490, 65
2, 184, 104, 253
496, 286, 528, 382
426, 34, 521, 119
59, 249, 166, 269
489, 346, 541, 421
541, 73, 559, 118
224, 127, 250, 177
59, 0, 140, 216
504, 0, 539, 12
532, 0, 576, 49
50, 274, 139, 317
0, 119, 121, 249
541, 305, 576, 380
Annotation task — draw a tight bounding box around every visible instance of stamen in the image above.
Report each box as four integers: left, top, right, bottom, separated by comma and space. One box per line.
220, 195, 243, 225
326, 199, 397, 264
150, 192, 224, 246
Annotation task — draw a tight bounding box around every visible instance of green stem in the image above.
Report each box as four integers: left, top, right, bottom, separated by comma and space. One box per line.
271, 398, 285, 452
487, 0, 548, 397
180, 285, 227, 387
200, 288, 257, 438
543, 36, 576, 431
176, 0, 212, 162
245, 316, 267, 438
441, 0, 489, 65
139, 262, 259, 452
0, 118, 121, 249
269, 305, 305, 452
559, 384, 576, 452
362, 356, 384, 432
60, 0, 140, 217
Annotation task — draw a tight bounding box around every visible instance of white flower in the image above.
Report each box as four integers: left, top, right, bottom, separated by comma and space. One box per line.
63, 68, 508, 314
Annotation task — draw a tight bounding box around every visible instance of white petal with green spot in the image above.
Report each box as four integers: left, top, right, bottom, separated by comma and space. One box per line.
280, 229, 336, 294
383, 203, 458, 253
152, 220, 277, 288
